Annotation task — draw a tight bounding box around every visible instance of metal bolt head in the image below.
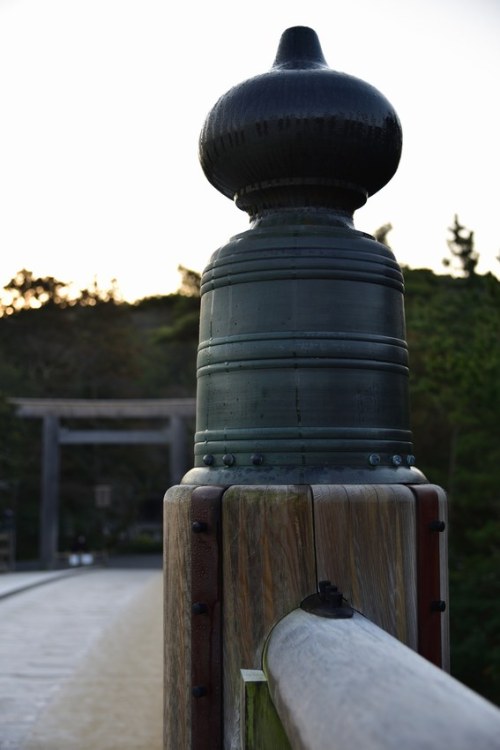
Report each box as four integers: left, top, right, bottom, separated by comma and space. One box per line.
192, 685, 207, 698
192, 520, 208, 534
406, 454, 416, 466
431, 600, 446, 612
368, 453, 381, 466
391, 454, 403, 466
222, 453, 235, 466
202, 454, 215, 465
251, 453, 264, 466
429, 520, 446, 532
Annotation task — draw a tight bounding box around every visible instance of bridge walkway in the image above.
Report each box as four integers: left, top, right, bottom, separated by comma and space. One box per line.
0, 559, 163, 750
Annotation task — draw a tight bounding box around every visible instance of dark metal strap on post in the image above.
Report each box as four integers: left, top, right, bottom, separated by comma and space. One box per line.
190, 486, 224, 749
411, 484, 447, 667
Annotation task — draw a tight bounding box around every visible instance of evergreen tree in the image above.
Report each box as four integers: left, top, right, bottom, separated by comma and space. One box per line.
373, 223, 393, 248
1, 270, 122, 316
177, 265, 201, 297
443, 215, 479, 278
2, 269, 69, 314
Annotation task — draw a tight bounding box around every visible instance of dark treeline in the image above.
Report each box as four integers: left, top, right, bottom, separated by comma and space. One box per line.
0, 268, 200, 564
404, 267, 500, 706
0, 262, 498, 705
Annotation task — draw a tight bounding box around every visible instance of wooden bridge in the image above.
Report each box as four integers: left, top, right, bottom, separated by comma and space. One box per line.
0, 559, 163, 749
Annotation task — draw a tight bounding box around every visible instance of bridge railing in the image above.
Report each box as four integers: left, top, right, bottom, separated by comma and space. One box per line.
259, 608, 500, 750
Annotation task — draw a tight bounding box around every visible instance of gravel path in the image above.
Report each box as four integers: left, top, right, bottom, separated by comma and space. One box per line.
0, 568, 163, 750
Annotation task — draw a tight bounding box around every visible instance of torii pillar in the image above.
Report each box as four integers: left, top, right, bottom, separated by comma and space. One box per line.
164, 27, 448, 749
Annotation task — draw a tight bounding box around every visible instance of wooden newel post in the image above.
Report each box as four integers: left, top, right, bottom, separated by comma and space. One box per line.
164, 26, 448, 749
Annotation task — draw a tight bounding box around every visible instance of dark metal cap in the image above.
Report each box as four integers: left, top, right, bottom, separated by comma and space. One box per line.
184, 28, 425, 487
199, 26, 402, 218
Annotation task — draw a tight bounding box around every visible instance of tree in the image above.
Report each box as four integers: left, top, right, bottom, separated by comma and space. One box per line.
405, 269, 500, 704
177, 265, 201, 297
373, 223, 393, 248
1, 270, 122, 316
2, 269, 70, 314
77, 277, 122, 307
443, 215, 479, 278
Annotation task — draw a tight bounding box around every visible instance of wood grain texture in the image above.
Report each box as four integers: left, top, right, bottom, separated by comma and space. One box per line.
312, 484, 418, 647
222, 485, 316, 750
265, 609, 500, 750
163, 484, 194, 750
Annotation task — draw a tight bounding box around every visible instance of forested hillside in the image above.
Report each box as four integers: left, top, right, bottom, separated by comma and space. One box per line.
0, 265, 498, 704
404, 268, 500, 704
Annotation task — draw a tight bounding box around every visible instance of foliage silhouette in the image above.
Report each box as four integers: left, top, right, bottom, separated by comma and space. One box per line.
443, 215, 479, 278
0, 262, 498, 704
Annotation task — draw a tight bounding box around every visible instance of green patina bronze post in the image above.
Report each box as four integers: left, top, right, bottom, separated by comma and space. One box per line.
164, 27, 448, 750
186, 25, 419, 487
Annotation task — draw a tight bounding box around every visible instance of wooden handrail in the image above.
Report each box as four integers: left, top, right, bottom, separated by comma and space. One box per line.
264, 609, 500, 750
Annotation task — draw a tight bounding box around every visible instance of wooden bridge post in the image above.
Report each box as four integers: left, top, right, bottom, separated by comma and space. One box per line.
164, 26, 448, 749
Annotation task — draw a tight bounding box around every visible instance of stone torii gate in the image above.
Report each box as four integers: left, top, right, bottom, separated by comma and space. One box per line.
10, 398, 196, 568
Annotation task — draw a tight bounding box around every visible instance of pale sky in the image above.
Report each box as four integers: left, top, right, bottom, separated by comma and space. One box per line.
0, 0, 499, 302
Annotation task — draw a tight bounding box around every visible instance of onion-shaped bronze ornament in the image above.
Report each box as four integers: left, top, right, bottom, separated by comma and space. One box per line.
184, 27, 425, 485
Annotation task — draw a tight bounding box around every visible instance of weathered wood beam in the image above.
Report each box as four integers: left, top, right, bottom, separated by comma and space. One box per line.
264, 609, 500, 750
164, 485, 193, 750
58, 428, 172, 444
40, 415, 60, 569
222, 485, 316, 748
312, 484, 418, 648
10, 397, 196, 418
